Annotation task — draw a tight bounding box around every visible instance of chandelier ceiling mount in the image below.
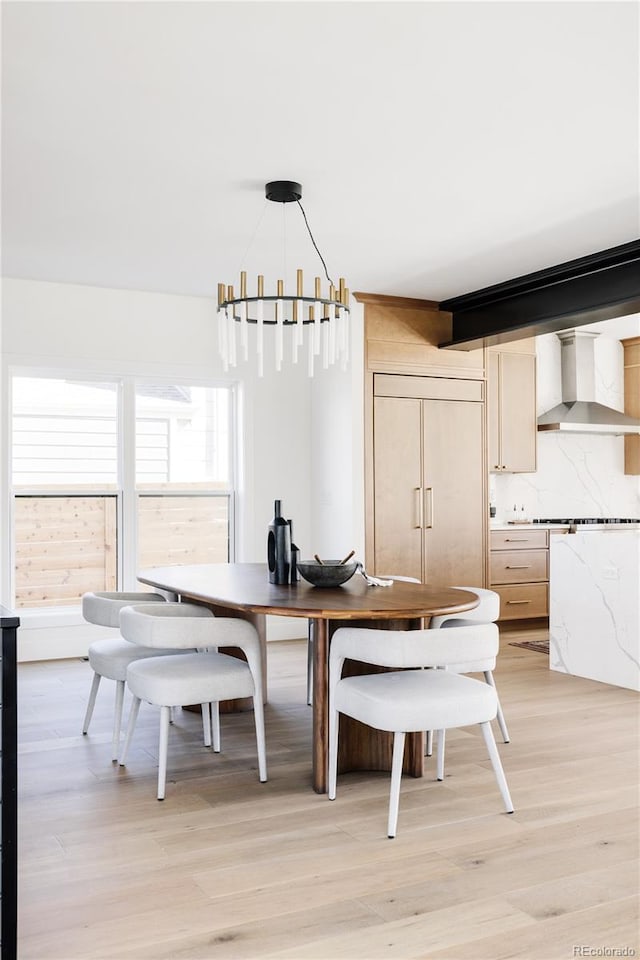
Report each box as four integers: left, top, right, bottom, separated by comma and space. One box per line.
264, 180, 302, 203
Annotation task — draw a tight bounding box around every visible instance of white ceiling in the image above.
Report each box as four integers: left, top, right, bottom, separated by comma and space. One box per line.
2, 1, 639, 305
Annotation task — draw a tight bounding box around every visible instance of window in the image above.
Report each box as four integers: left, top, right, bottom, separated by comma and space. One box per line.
135, 383, 232, 570
10, 375, 234, 609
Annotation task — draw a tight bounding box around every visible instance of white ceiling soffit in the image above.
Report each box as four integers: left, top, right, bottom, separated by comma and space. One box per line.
2, 1, 639, 302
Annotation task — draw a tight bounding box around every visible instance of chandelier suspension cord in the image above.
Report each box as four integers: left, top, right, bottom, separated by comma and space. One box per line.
296, 200, 335, 287
282, 201, 288, 284
236, 199, 269, 273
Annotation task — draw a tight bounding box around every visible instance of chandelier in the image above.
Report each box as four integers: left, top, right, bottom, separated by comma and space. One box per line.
217, 181, 350, 377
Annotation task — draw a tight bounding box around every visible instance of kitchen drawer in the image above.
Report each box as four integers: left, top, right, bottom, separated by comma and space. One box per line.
490, 529, 548, 551
490, 549, 548, 584
493, 583, 548, 620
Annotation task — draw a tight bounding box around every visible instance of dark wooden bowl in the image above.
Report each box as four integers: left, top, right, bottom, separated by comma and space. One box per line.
297, 560, 359, 587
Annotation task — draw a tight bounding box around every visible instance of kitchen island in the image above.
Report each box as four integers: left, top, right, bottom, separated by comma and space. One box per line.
549, 526, 640, 691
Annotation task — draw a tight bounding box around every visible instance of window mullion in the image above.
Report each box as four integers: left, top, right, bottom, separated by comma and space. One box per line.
120, 380, 137, 590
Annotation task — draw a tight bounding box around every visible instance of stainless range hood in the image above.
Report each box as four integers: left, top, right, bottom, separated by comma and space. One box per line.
537, 330, 640, 435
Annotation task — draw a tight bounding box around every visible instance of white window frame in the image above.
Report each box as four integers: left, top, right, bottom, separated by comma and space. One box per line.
3, 366, 238, 628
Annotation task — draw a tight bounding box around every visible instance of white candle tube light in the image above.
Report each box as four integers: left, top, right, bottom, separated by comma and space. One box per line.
322, 313, 330, 369
256, 275, 264, 378
308, 305, 315, 377
239, 300, 248, 361
313, 278, 322, 355
295, 271, 304, 358
296, 299, 304, 353
328, 286, 337, 366
239, 272, 249, 361
340, 307, 349, 370
217, 283, 228, 369
218, 308, 228, 372
226, 304, 237, 367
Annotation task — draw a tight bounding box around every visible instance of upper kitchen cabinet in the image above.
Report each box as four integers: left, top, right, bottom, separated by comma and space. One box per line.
487, 340, 537, 473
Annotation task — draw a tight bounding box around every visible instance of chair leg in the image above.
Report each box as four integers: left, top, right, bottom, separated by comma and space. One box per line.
211, 701, 221, 753
119, 696, 141, 767
484, 671, 510, 743
82, 671, 101, 734
252, 695, 267, 782
425, 729, 433, 757
201, 702, 211, 748
111, 680, 126, 762
388, 731, 406, 839
436, 729, 446, 781
328, 708, 340, 800
480, 721, 514, 813
158, 705, 171, 801
306, 622, 314, 706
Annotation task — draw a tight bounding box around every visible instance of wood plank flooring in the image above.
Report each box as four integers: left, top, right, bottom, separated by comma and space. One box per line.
17, 625, 639, 959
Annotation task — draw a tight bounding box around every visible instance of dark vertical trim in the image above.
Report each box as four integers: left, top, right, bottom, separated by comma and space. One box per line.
1, 606, 19, 960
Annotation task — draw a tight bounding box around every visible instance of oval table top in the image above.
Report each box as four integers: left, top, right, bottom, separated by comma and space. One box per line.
138, 562, 480, 621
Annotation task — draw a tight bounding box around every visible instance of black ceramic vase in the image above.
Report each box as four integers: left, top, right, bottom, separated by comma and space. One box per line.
267, 499, 291, 584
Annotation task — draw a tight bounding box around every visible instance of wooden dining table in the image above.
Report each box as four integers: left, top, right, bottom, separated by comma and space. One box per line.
137, 563, 479, 793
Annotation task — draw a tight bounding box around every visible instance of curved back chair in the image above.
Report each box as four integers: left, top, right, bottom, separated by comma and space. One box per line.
81, 591, 187, 761
427, 587, 509, 769
328, 623, 514, 838
118, 602, 267, 800
306, 575, 421, 706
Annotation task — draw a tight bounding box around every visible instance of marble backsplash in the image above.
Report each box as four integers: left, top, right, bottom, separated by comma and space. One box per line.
493, 329, 640, 522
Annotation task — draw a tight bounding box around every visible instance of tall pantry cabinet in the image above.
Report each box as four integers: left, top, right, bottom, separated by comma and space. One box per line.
373, 376, 485, 585
360, 294, 488, 589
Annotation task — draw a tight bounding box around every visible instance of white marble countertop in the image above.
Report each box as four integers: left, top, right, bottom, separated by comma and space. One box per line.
491, 522, 639, 531
490, 522, 569, 530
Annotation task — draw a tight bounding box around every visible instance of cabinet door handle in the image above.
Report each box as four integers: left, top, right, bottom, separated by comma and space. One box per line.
505, 538, 529, 542
506, 599, 531, 605
413, 488, 423, 529
505, 565, 530, 569
424, 487, 433, 529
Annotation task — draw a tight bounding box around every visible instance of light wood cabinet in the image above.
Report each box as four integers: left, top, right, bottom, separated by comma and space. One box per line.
361, 293, 487, 589
489, 527, 566, 620
373, 375, 486, 586
487, 344, 537, 473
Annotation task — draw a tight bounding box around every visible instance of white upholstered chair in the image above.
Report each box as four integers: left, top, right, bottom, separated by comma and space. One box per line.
81, 591, 187, 761
118, 602, 267, 800
328, 622, 514, 838
427, 586, 509, 768
306, 575, 421, 706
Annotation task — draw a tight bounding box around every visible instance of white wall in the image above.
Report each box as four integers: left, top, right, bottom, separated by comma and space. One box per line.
493, 327, 640, 521
309, 301, 365, 561
1, 278, 361, 658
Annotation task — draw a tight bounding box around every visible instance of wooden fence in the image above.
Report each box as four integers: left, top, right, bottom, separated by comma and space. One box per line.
14, 494, 229, 608
137, 495, 229, 569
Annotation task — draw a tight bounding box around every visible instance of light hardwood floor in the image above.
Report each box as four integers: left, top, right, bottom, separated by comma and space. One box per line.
18, 625, 639, 959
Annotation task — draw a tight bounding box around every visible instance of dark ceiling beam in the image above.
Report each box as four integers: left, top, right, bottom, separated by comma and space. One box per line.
439, 239, 640, 350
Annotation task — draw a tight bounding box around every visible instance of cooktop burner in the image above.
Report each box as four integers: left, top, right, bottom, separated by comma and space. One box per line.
532, 517, 640, 525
